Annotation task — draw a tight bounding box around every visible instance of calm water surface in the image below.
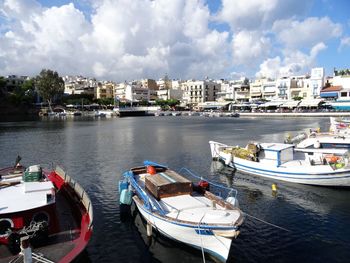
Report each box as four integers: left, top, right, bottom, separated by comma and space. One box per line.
1, 116, 350, 262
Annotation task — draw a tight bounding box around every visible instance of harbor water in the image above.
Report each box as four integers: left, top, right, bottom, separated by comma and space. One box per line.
1, 116, 350, 262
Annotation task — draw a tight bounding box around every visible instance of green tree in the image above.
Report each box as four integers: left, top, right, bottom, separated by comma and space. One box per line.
0, 76, 6, 97
35, 69, 64, 110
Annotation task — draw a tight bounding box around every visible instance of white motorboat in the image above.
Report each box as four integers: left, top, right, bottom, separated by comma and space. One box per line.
119, 161, 244, 262
209, 141, 350, 187
296, 133, 350, 149
330, 117, 350, 135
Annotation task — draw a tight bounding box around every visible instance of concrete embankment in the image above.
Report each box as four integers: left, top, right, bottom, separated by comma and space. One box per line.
239, 112, 350, 118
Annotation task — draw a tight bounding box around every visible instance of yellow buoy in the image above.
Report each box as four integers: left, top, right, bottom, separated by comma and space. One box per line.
271, 183, 277, 192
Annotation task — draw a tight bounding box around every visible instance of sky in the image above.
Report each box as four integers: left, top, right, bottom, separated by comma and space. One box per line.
0, 0, 350, 82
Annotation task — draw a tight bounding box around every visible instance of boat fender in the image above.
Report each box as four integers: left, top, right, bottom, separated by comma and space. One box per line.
120, 189, 133, 205
225, 154, 232, 165
226, 197, 239, 208
118, 180, 129, 193
147, 165, 157, 175
313, 140, 321, 148
198, 180, 210, 191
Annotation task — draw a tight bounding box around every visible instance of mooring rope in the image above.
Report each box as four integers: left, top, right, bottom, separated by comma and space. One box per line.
244, 212, 291, 232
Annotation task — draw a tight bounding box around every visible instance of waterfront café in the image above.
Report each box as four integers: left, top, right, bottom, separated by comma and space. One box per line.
258, 101, 284, 112
298, 98, 325, 110
197, 101, 232, 111
280, 100, 301, 109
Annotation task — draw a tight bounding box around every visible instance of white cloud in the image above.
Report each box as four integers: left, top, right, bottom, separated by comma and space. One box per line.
232, 30, 270, 65
0, 0, 232, 80
256, 42, 327, 78
217, 0, 312, 30
255, 56, 282, 79
0, 0, 344, 81
339, 36, 350, 51
273, 17, 342, 48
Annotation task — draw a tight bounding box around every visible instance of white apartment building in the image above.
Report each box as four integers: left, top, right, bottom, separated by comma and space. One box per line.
232, 78, 250, 103
215, 80, 235, 101
261, 79, 278, 100
333, 69, 350, 89
310, 67, 325, 98
331, 69, 350, 100
250, 79, 263, 101
289, 75, 310, 99
115, 82, 150, 102
276, 77, 291, 100
182, 79, 220, 105
63, 76, 97, 96
157, 89, 183, 101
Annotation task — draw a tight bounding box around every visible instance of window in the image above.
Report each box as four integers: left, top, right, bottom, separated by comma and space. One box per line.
341, 92, 347, 97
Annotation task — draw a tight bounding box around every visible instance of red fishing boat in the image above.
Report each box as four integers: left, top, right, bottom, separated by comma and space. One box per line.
0, 159, 93, 263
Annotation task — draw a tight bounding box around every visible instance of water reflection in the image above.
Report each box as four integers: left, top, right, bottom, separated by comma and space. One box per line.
1, 117, 350, 263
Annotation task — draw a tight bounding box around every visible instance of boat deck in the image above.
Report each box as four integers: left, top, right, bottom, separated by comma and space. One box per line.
160, 194, 241, 224
136, 173, 240, 225
0, 191, 80, 263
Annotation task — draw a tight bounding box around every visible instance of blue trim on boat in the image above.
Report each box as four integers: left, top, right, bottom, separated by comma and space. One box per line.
233, 161, 350, 180
144, 160, 168, 168
220, 157, 350, 180
195, 229, 214, 235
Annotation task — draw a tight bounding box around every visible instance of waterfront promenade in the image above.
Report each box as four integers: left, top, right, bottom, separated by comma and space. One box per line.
239, 112, 350, 118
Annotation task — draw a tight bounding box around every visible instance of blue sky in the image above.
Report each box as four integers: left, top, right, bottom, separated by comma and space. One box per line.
0, 0, 349, 81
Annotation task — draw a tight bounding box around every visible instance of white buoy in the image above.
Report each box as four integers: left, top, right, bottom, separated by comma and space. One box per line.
313, 140, 321, 148
146, 222, 152, 237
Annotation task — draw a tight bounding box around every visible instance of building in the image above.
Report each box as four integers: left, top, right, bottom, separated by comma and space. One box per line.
5, 75, 29, 92
182, 79, 220, 105
63, 76, 97, 96
289, 74, 310, 99
115, 81, 150, 102
261, 79, 277, 101
232, 78, 250, 103
140, 79, 158, 90
310, 67, 325, 98
96, 81, 115, 99
249, 79, 263, 101
215, 80, 235, 101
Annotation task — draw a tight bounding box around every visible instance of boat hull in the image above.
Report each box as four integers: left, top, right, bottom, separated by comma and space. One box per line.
0, 166, 93, 263
210, 141, 350, 187
134, 198, 233, 262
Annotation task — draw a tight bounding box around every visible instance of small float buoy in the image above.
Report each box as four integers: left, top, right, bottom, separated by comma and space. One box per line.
271, 183, 277, 196
146, 222, 152, 237
147, 165, 156, 175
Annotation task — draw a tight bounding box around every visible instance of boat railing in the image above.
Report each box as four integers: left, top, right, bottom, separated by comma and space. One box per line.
179, 167, 238, 201
55, 166, 94, 229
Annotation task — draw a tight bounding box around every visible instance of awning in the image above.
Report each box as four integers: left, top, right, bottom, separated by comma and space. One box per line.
320, 92, 338, 98
259, 101, 284, 107
299, 99, 324, 107
198, 101, 231, 109
280, 100, 300, 108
